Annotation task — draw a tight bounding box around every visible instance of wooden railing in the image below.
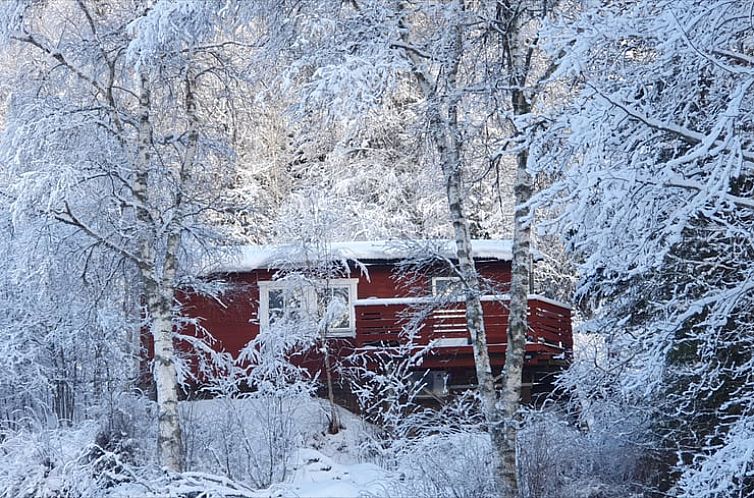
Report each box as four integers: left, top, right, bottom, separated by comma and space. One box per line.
353, 295, 572, 353
528, 298, 572, 350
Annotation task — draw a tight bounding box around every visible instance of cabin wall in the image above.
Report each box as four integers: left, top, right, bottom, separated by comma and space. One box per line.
135, 254, 572, 407
180, 260, 513, 359
159, 259, 576, 395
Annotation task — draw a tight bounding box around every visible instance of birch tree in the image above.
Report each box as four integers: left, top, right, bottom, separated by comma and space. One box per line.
289, 1, 563, 493
0, 0, 263, 471
487, 2, 563, 493
273, 190, 356, 434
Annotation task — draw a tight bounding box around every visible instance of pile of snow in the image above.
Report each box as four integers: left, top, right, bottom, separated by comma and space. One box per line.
265, 449, 392, 498
203, 239, 515, 273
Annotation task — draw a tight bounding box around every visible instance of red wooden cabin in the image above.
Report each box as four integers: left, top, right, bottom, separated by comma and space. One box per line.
176, 240, 572, 400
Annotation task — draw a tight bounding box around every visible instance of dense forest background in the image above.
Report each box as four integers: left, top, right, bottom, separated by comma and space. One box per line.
0, 1, 752, 497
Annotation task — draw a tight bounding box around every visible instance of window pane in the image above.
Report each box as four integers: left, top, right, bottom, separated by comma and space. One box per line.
269, 289, 284, 310
319, 286, 351, 330
267, 287, 305, 325
269, 308, 284, 324
434, 278, 461, 296
332, 287, 349, 301
285, 290, 304, 321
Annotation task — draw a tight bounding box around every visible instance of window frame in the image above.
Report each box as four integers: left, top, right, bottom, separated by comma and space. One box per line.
431, 276, 462, 297
258, 278, 358, 338
262, 283, 307, 326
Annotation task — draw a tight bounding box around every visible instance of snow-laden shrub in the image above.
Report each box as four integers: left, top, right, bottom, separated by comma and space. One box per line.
179, 311, 323, 489
0, 394, 163, 498
181, 394, 310, 489
354, 381, 497, 497
391, 431, 497, 498
349, 334, 497, 496
0, 420, 140, 497
518, 409, 646, 498
350, 343, 648, 498
519, 410, 571, 498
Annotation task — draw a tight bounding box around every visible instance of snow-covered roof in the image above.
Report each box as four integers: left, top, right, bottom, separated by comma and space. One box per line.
205, 239, 515, 273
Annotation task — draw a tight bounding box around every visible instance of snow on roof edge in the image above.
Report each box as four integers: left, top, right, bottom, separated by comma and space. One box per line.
204, 239, 523, 274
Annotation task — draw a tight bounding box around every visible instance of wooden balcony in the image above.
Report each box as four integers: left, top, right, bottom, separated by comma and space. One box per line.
352, 294, 572, 369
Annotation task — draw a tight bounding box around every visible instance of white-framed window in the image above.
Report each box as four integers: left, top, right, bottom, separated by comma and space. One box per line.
258, 279, 358, 338
432, 276, 462, 297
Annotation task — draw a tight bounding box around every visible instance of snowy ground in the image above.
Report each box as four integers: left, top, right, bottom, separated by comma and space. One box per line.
188, 397, 397, 498
1, 394, 636, 497
1, 394, 500, 497
117, 396, 399, 498
261, 448, 393, 498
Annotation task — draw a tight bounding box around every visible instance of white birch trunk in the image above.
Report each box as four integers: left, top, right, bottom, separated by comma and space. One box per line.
146, 278, 184, 472
499, 2, 537, 493
439, 89, 510, 498
500, 142, 531, 497
432, 2, 508, 493
134, 73, 184, 472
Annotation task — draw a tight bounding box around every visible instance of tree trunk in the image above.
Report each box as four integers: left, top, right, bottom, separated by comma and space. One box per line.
322, 339, 342, 435
500, 142, 532, 497
433, 1, 508, 493
134, 73, 184, 472
490, 0, 542, 492
440, 137, 498, 428
146, 279, 184, 472
395, 1, 538, 494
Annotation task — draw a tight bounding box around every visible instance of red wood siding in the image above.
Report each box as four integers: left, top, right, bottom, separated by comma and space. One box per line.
147, 260, 571, 385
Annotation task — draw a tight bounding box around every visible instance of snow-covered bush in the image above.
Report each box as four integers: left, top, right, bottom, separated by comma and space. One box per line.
180, 312, 321, 489
518, 408, 647, 498
180, 395, 306, 489
390, 430, 497, 498
0, 395, 155, 498
345, 312, 500, 496
235, 319, 318, 395
0, 421, 99, 497
352, 357, 497, 497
